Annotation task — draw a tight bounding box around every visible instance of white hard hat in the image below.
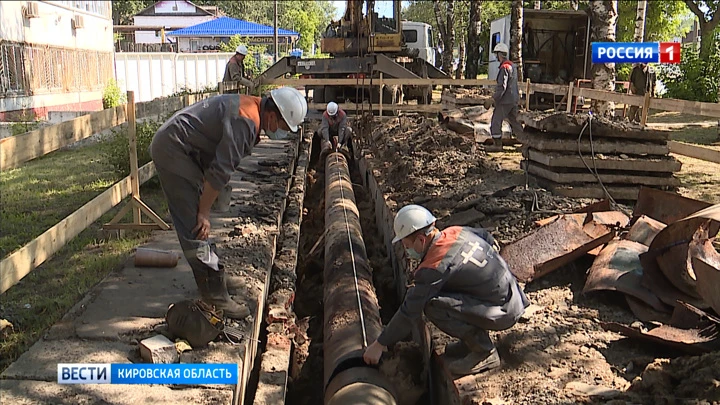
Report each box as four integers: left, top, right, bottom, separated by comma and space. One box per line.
327, 102, 338, 116
235, 45, 248, 55
270, 87, 307, 132
392, 205, 437, 244
493, 43, 509, 54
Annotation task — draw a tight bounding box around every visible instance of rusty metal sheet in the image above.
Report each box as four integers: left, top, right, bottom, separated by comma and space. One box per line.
502, 214, 616, 282
601, 322, 720, 355
625, 296, 672, 324
689, 225, 720, 315
573, 199, 611, 214
649, 217, 719, 299
584, 239, 668, 312
639, 250, 708, 309
633, 187, 712, 224
534, 211, 630, 230
626, 215, 666, 247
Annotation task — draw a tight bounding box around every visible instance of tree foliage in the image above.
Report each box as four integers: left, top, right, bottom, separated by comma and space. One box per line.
683, 0, 720, 60
111, 0, 154, 25
616, 0, 689, 43
659, 44, 720, 102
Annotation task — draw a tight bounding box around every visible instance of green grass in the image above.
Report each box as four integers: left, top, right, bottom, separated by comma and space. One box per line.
0, 140, 170, 374
670, 126, 720, 148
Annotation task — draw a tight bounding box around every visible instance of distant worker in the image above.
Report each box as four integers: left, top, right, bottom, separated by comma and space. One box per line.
488, 43, 524, 152
628, 62, 656, 123
314, 101, 354, 158
223, 45, 254, 90
363, 205, 530, 377
150, 87, 307, 319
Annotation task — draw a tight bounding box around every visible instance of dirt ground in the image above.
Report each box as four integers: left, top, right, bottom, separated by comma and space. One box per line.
364, 114, 719, 405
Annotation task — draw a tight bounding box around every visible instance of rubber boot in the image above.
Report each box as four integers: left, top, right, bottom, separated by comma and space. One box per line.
194, 269, 250, 319
485, 138, 503, 152
444, 340, 470, 358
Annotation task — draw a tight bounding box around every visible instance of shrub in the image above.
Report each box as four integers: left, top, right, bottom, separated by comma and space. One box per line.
102, 79, 127, 109
659, 46, 720, 103
101, 118, 162, 178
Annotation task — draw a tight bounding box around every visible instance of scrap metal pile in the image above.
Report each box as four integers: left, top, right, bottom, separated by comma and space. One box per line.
517, 111, 683, 200
503, 186, 720, 355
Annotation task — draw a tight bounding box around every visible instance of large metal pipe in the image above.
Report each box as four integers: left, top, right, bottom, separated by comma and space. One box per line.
323, 152, 396, 405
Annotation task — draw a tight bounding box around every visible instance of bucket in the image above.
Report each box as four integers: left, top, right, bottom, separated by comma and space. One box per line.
134, 248, 181, 268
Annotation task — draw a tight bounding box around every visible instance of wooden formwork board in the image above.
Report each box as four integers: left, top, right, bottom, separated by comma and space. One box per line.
522, 161, 680, 187
526, 149, 682, 173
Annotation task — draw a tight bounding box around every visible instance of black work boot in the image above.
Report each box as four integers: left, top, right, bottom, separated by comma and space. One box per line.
485, 138, 503, 152
448, 348, 501, 377
444, 340, 470, 358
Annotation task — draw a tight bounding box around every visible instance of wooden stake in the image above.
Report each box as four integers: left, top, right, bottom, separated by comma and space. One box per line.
640, 92, 651, 126
378, 73, 383, 119
566, 82, 574, 113
525, 79, 531, 110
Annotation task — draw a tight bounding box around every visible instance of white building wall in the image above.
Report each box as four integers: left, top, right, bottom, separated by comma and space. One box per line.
133, 15, 215, 44
115, 52, 234, 102
0, 1, 113, 118
0, 1, 113, 52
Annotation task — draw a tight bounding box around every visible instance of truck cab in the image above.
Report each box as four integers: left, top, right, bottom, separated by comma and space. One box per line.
401, 21, 436, 67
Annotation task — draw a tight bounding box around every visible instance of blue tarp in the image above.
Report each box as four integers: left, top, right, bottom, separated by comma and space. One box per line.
168, 17, 299, 38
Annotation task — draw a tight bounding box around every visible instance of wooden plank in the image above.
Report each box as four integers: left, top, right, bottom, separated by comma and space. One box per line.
668, 141, 720, 164
519, 132, 670, 155
523, 161, 680, 186
0, 162, 157, 294
574, 87, 645, 106
101, 223, 165, 231
0, 106, 127, 171
527, 149, 682, 172
650, 98, 720, 119
517, 112, 669, 142
540, 181, 644, 200
306, 102, 442, 113
529, 83, 568, 95
263, 78, 496, 86
127, 91, 141, 223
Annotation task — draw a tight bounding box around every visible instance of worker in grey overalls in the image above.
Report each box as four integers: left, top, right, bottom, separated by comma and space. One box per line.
363, 204, 529, 377
488, 43, 524, 152
150, 87, 307, 318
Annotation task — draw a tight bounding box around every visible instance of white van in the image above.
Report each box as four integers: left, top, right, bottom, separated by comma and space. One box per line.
401, 21, 436, 67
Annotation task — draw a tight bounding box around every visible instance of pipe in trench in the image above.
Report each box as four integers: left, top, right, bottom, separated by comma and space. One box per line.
323, 152, 397, 405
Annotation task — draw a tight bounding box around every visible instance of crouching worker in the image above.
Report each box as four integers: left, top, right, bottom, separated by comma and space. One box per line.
315, 101, 354, 155
150, 87, 307, 318
363, 204, 530, 376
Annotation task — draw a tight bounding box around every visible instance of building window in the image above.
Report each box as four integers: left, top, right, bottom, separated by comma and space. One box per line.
0, 42, 113, 97
52, 1, 111, 19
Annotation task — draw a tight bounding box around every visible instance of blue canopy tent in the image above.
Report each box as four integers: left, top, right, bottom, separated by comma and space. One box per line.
168, 16, 299, 52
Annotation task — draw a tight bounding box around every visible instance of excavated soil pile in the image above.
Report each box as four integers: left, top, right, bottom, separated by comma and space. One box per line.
369, 115, 596, 244
629, 351, 720, 403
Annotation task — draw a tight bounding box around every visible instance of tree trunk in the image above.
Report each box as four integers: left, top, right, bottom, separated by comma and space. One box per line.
433, 0, 456, 76
510, 0, 524, 82
684, 0, 720, 61
590, 0, 618, 117
633, 0, 647, 42
456, 37, 466, 79
466, 0, 482, 80
534, 1, 541, 9
570, 0, 579, 11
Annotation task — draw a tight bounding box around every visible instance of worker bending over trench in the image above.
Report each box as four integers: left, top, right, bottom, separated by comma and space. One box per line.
314, 101, 355, 159
363, 204, 530, 377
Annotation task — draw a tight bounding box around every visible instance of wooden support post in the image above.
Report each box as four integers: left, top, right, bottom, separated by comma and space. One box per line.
525, 79, 531, 110
640, 92, 651, 127
105, 91, 170, 232
127, 91, 142, 224
566, 82, 574, 113
378, 73, 383, 119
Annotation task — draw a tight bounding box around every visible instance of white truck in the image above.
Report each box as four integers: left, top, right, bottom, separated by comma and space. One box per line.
488, 9, 592, 85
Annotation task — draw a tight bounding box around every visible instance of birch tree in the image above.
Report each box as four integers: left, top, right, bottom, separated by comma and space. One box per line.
466, 0, 483, 79
510, 0, 524, 82
433, 0, 456, 75
590, 0, 618, 116
634, 0, 647, 42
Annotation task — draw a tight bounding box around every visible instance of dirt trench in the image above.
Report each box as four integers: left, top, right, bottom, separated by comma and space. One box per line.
286, 152, 426, 405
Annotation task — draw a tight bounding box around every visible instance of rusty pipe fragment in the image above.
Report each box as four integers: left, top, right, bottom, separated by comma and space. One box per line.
323, 152, 396, 404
